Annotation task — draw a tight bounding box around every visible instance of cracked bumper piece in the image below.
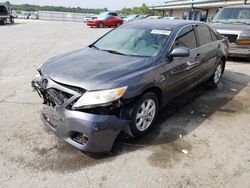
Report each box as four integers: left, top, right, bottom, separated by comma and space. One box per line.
41, 106, 129, 153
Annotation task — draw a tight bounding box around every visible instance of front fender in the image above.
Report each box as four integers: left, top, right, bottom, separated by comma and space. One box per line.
113, 63, 165, 100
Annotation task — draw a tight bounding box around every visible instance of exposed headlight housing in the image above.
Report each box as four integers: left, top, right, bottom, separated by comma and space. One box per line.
72, 86, 127, 109
34, 70, 42, 80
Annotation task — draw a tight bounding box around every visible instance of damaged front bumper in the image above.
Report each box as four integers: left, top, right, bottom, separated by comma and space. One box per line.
32, 77, 129, 153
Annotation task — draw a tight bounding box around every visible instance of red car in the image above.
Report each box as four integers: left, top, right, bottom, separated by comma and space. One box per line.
87, 16, 123, 28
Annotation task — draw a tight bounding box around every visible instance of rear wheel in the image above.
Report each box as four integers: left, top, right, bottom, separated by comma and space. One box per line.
98, 22, 104, 28
128, 92, 159, 137
209, 60, 223, 87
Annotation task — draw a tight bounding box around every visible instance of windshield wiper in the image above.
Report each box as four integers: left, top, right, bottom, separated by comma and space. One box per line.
91, 46, 129, 56
102, 49, 127, 56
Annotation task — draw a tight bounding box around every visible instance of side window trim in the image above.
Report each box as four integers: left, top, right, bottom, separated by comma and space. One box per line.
169, 24, 198, 52
194, 24, 201, 47
209, 28, 219, 41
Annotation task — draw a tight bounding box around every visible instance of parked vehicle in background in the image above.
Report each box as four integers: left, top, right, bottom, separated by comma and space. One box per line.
30, 12, 39, 20
146, 16, 163, 19
18, 12, 30, 19
32, 19, 228, 153
83, 15, 98, 23
164, 16, 180, 19
87, 15, 123, 28
123, 14, 146, 22
210, 5, 250, 58
0, 4, 15, 24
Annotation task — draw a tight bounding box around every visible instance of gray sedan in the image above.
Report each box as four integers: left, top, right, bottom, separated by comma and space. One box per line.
32, 20, 228, 153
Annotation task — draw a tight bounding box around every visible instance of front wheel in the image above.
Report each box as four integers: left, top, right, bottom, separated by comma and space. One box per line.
209, 60, 223, 87
129, 92, 159, 137
98, 22, 104, 28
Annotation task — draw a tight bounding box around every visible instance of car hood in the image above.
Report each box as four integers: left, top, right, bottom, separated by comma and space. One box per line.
210, 23, 250, 34
40, 47, 151, 90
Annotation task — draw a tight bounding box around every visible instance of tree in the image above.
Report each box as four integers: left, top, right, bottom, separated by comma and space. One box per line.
10, 3, 109, 14
119, 4, 162, 16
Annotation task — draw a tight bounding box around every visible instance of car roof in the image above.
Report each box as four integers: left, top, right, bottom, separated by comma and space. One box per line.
123, 19, 203, 30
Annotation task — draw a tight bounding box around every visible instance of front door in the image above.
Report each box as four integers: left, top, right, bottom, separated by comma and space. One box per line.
162, 25, 205, 101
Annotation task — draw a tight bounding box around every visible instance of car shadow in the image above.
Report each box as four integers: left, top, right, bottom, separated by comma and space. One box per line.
98, 69, 250, 157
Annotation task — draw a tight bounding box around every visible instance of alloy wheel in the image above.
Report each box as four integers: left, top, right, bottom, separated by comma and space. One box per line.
135, 99, 156, 132
214, 64, 222, 84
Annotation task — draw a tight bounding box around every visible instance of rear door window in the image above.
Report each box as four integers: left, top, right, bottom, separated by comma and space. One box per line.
172, 25, 197, 50
195, 25, 213, 46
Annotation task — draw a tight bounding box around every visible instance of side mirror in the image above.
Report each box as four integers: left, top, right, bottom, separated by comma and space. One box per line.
170, 47, 190, 57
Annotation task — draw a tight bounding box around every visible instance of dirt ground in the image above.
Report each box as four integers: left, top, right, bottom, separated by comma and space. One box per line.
0, 20, 250, 188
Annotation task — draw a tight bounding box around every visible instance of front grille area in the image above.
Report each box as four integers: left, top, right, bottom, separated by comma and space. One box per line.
46, 88, 72, 106
221, 34, 238, 43
32, 78, 81, 108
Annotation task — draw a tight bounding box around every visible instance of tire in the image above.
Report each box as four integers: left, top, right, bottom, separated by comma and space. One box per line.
209, 60, 224, 87
116, 22, 121, 27
98, 22, 104, 28
10, 17, 14, 24
128, 92, 159, 137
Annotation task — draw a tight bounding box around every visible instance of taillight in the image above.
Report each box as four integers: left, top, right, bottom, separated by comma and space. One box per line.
236, 39, 250, 45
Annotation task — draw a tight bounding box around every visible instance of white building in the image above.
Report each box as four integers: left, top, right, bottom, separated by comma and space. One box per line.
153, 0, 249, 21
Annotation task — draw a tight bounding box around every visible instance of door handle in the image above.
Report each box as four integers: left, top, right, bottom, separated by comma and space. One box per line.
186, 60, 199, 66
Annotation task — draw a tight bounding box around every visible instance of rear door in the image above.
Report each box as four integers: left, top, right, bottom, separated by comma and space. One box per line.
164, 25, 205, 100
194, 24, 218, 80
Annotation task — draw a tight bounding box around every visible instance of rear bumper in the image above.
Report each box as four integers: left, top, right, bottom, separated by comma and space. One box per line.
41, 105, 129, 153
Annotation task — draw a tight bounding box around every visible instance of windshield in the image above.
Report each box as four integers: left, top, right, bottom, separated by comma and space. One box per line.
212, 8, 250, 24
92, 27, 171, 57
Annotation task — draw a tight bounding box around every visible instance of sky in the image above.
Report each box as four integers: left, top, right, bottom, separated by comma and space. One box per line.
8, 0, 165, 10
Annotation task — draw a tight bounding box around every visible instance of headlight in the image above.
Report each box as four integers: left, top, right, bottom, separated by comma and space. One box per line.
72, 86, 127, 109
34, 70, 42, 80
